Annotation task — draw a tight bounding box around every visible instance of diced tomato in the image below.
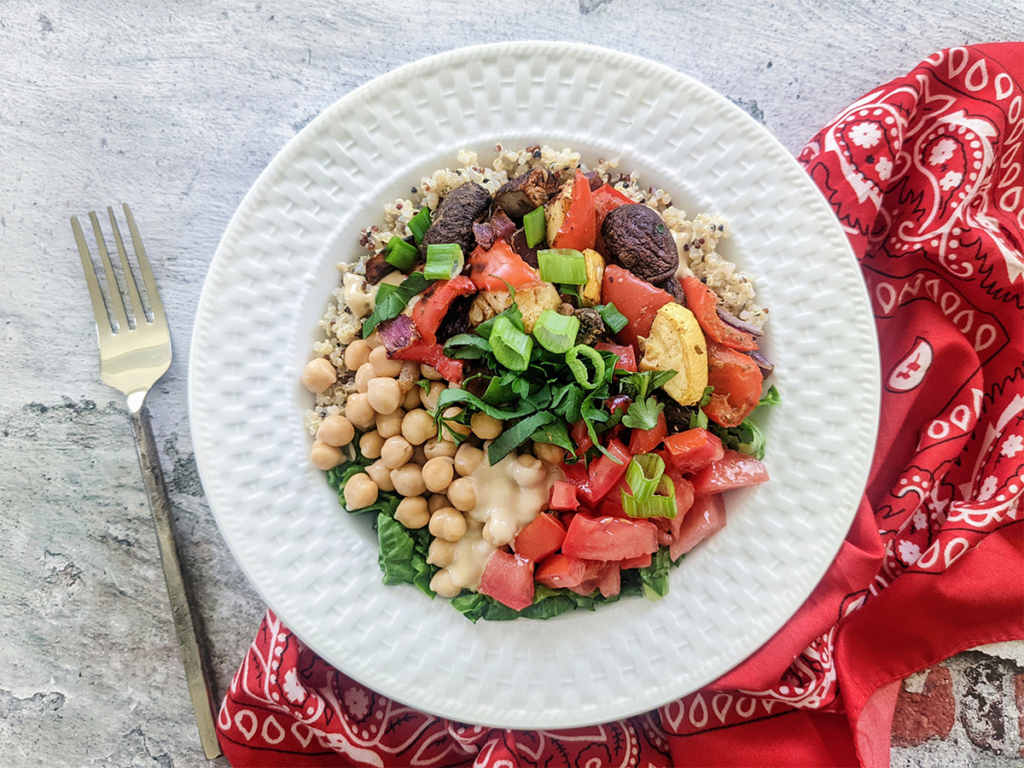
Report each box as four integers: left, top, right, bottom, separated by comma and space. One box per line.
594, 343, 637, 372
467, 239, 541, 292
478, 550, 535, 611
512, 513, 566, 563
534, 553, 587, 589
550, 169, 597, 252
596, 477, 631, 518
561, 514, 659, 561
582, 438, 631, 504
601, 265, 674, 352
560, 460, 592, 500
703, 342, 764, 428
681, 276, 759, 352
548, 482, 579, 511
662, 428, 725, 474
619, 552, 652, 569
605, 394, 631, 416
409, 275, 476, 346
597, 562, 621, 598
670, 494, 726, 561
592, 184, 636, 230
392, 340, 463, 383
629, 412, 667, 454
690, 449, 769, 496
570, 420, 593, 455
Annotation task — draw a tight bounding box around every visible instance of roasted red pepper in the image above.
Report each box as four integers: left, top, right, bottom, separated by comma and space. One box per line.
467, 239, 541, 292
549, 169, 597, 252
392, 340, 464, 383
681, 276, 759, 352
601, 265, 674, 352
409, 275, 476, 346
594, 342, 637, 372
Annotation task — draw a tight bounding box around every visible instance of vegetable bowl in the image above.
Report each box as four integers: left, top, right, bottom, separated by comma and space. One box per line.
189, 42, 879, 728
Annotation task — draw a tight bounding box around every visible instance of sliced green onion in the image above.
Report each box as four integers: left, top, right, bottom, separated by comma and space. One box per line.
532, 309, 580, 354
538, 249, 587, 284
423, 243, 465, 280
523, 206, 546, 248
598, 302, 629, 334
490, 315, 533, 371
383, 236, 418, 270
565, 344, 605, 389
625, 453, 666, 502
622, 475, 677, 519
408, 207, 432, 243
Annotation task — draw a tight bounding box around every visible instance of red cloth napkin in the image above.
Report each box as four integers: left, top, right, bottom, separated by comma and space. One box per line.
216, 43, 1024, 767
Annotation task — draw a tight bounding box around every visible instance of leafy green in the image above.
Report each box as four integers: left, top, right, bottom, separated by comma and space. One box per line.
622, 396, 665, 430
416, 378, 432, 394
711, 418, 768, 460
434, 387, 538, 422
443, 334, 493, 361
475, 284, 524, 340
759, 384, 781, 407
530, 420, 574, 454
637, 547, 675, 600
620, 369, 677, 401
362, 272, 433, 338
376, 512, 436, 597
689, 407, 710, 430
487, 412, 556, 465
450, 584, 611, 623
700, 386, 715, 406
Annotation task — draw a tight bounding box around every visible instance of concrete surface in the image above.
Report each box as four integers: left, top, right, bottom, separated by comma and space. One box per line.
1, 1, 1022, 766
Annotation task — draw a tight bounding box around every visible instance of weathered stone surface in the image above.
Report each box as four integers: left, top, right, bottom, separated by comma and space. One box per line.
892, 666, 955, 748
961, 661, 1009, 753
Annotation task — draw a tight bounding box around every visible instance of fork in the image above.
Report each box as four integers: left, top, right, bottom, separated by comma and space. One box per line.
71, 205, 221, 760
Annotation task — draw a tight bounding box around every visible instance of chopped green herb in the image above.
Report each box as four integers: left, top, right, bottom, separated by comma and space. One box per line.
362, 272, 432, 338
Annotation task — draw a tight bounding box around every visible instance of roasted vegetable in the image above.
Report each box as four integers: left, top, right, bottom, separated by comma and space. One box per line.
580, 248, 605, 308
639, 302, 708, 406
421, 182, 492, 255
493, 168, 559, 219
545, 169, 597, 252
601, 205, 678, 284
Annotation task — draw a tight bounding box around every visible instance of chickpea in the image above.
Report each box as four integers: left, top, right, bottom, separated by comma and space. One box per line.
412, 445, 428, 465
398, 361, 420, 391
447, 477, 476, 512
429, 506, 467, 542
422, 457, 455, 493
454, 444, 484, 477
420, 363, 444, 381
427, 493, 450, 513
402, 386, 422, 410
423, 439, 457, 460
395, 496, 430, 529
401, 409, 437, 445
391, 464, 426, 496
439, 407, 472, 441
310, 440, 344, 470
301, 358, 337, 394
533, 442, 565, 465
427, 537, 456, 567
365, 459, 396, 492
367, 377, 402, 415
430, 568, 462, 598
483, 516, 515, 547
365, 331, 383, 349
375, 408, 405, 439
354, 362, 376, 394
381, 436, 413, 469
470, 412, 503, 440
369, 344, 404, 377
343, 473, 378, 510
344, 393, 376, 430
420, 381, 446, 412
316, 415, 354, 447
359, 430, 384, 459
343, 339, 372, 372
512, 454, 547, 489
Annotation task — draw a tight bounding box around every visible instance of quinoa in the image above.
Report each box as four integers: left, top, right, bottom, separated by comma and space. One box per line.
305, 145, 767, 434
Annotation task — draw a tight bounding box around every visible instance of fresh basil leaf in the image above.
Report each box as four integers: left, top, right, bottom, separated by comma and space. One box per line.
435, 387, 538, 422
362, 272, 432, 338
443, 333, 493, 361
530, 420, 574, 453
488, 412, 556, 465
476, 301, 525, 339
759, 385, 781, 407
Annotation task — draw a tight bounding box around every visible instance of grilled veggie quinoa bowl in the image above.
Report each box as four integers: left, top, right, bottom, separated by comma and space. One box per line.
301, 145, 779, 621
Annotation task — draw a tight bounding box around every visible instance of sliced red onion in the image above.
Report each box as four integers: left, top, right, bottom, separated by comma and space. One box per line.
378, 314, 418, 354
473, 222, 496, 251
584, 170, 603, 191
746, 350, 774, 377
716, 306, 763, 337
490, 208, 517, 242
510, 228, 540, 268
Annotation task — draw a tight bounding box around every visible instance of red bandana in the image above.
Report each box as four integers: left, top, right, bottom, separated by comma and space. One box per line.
216, 43, 1023, 768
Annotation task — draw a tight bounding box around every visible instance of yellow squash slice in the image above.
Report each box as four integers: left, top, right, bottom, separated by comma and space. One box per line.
639, 302, 709, 406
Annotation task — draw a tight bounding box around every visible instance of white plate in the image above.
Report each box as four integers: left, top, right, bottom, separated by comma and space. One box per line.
190, 42, 879, 728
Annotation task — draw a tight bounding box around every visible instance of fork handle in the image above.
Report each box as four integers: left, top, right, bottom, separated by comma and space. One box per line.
130, 404, 222, 760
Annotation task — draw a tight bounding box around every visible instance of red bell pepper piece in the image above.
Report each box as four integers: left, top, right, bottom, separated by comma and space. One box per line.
628, 412, 667, 455
681, 276, 759, 352
392, 340, 463, 383
512, 513, 567, 563
601, 265, 674, 352
703, 342, 764, 428
592, 184, 636, 230
549, 169, 597, 252
662, 428, 725, 474
467, 239, 541, 292
595, 343, 637, 372
409, 275, 476, 346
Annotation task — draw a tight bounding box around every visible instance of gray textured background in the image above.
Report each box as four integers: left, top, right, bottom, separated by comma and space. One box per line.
2, 2, 1022, 766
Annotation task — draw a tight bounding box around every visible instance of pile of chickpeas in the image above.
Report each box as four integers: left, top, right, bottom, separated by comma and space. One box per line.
302, 335, 506, 540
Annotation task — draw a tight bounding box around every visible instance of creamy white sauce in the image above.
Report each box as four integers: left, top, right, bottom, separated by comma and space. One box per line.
342, 272, 374, 319
438, 450, 562, 592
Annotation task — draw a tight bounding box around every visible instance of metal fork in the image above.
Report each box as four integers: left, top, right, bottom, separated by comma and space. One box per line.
71, 205, 221, 760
